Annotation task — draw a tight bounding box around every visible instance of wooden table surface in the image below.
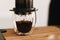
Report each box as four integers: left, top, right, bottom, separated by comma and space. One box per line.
3, 26, 60, 40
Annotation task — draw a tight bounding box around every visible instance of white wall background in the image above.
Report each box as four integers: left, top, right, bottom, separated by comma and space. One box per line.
0, 0, 50, 29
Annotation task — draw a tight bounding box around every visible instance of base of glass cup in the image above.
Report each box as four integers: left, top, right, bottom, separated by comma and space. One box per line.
16, 32, 29, 36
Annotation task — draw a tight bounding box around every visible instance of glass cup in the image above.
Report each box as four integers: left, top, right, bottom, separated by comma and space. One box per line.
13, 12, 36, 35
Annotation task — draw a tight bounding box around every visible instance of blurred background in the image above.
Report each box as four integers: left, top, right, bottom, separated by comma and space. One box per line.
0, 0, 50, 29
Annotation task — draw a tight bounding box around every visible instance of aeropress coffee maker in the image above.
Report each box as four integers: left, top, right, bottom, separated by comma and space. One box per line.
10, 0, 37, 35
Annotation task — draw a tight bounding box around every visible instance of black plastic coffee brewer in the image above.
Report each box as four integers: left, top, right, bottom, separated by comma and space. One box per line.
10, 0, 37, 35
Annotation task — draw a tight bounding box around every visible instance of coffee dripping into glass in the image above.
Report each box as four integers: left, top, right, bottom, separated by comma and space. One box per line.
10, 0, 37, 35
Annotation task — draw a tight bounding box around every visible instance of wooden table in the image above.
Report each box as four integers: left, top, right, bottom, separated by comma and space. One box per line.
3, 26, 60, 40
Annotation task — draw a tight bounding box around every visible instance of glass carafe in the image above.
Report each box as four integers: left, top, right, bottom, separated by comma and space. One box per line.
13, 12, 36, 35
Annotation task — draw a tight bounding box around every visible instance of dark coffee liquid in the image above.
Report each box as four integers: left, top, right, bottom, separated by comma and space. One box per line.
16, 21, 32, 33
